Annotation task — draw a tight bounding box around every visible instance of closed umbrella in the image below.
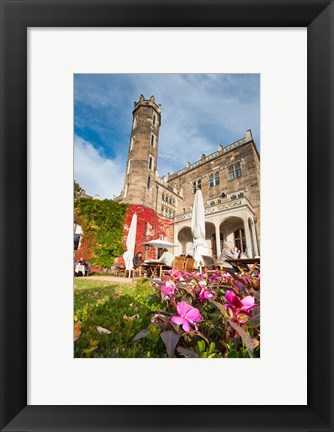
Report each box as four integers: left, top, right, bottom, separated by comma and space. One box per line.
191, 189, 209, 269
123, 213, 137, 278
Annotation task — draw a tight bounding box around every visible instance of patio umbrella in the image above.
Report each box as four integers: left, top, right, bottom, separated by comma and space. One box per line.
123, 213, 137, 278
141, 239, 178, 249
140, 239, 178, 259
191, 189, 209, 268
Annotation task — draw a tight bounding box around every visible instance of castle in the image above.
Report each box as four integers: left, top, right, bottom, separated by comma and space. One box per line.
115, 95, 260, 259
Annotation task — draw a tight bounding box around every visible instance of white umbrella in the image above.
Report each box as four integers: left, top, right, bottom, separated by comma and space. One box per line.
123, 213, 137, 278
140, 239, 178, 249
191, 189, 210, 268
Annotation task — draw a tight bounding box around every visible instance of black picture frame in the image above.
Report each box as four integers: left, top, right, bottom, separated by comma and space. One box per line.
1, 1, 333, 431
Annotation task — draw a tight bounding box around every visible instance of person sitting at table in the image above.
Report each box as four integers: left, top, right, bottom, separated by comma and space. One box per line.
75, 257, 86, 277
218, 241, 240, 269
133, 251, 150, 277
158, 248, 174, 270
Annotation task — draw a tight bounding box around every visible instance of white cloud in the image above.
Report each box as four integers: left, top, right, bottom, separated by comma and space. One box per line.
74, 136, 125, 199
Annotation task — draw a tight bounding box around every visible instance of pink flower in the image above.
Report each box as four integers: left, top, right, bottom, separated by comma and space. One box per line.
170, 269, 182, 280
171, 301, 201, 333
160, 281, 176, 300
199, 289, 216, 302
225, 290, 256, 321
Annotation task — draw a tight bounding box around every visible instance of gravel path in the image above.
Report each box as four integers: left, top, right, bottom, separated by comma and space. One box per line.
77, 275, 137, 283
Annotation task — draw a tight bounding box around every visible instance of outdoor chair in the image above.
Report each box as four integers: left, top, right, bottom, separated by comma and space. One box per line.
201, 255, 244, 283
131, 266, 148, 280
162, 256, 185, 275
114, 266, 126, 277
184, 257, 195, 272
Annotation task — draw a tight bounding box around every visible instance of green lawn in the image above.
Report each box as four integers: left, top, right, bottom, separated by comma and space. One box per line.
74, 278, 165, 358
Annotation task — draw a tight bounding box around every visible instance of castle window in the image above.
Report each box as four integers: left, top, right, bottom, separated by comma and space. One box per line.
147, 175, 151, 189
235, 162, 242, 178
192, 178, 202, 193
133, 116, 138, 129
228, 163, 242, 181
162, 192, 165, 201
150, 134, 155, 146
209, 171, 220, 188
152, 114, 156, 126
148, 155, 154, 170
161, 205, 165, 214
130, 136, 135, 151
234, 228, 246, 253
127, 159, 132, 175
124, 183, 128, 198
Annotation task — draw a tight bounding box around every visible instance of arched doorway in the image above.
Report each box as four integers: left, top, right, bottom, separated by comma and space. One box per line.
177, 226, 192, 256
219, 216, 247, 254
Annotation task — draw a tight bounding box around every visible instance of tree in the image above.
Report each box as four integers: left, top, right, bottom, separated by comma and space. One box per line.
75, 198, 127, 268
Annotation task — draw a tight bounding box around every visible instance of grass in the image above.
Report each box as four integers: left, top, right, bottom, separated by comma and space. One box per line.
74, 278, 165, 358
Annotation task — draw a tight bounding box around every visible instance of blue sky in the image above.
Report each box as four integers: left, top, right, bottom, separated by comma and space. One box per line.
74, 74, 260, 199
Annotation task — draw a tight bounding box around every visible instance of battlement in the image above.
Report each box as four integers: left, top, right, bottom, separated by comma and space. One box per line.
133, 94, 161, 114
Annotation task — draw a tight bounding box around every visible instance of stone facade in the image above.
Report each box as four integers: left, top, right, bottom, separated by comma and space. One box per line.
117, 95, 260, 259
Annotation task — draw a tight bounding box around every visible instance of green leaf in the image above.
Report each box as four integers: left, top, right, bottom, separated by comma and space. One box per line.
228, 320, 254, 358
160, 330, 180, 358
197, 340, 206, 353
246, 306, 260, 328
211, 301, 229, 319
208, 342, 215, 355
227, 350, 238, 358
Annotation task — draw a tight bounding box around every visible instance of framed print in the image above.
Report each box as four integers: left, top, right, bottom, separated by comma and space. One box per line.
1, 1, 333, 431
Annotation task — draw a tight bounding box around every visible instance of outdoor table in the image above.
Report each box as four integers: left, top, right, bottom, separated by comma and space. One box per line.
75, 264, 85, 276
143, 260, 165, 277
226, 258, 260, 276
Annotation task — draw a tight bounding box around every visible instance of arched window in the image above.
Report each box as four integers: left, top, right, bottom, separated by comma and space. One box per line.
130, 136, 135, 151
132, 116, 138, 129
152, 114, 156, 126
127, 159, 132, 175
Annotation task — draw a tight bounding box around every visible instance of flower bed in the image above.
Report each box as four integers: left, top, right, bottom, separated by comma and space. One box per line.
135, 270, 260, 358
74, 271, 260, 358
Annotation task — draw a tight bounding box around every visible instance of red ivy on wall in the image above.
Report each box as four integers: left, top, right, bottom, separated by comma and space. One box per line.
120, 204, 174, 263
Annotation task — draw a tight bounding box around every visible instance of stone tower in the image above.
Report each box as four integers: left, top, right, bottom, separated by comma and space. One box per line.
121, 95, 161, 208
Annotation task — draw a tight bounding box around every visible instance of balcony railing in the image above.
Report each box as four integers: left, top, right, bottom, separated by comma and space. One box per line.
174, 196, 253, 222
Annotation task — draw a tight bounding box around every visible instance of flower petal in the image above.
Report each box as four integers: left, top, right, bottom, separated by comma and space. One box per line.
241, 296, 255, 309
182, 320, 191, 332
225, 290, 243, 309
185, 307, 201, 322
176, 301, 188, 317
171, 316, 185, 326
